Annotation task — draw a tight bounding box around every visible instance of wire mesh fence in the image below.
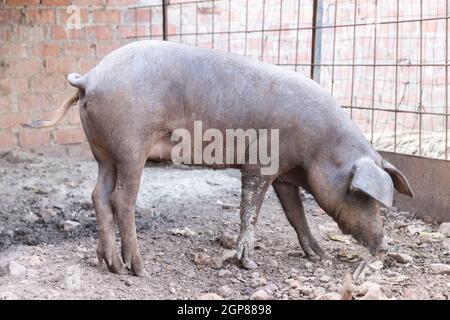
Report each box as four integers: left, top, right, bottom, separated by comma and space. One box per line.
129, 0, 449, 160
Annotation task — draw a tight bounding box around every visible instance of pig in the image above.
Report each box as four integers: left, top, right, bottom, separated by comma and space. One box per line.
25, 40, 414, 276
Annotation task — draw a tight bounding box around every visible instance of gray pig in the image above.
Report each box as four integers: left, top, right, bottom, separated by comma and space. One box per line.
26, 41, 414, 276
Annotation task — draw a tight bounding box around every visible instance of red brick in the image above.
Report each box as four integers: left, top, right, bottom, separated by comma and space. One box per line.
0, 44, 8, 57
0, 131, 16, 149
18, 93, 49, 112
30, 43, 60, 57
8, 59, 44, 77
116, 25, 136, 39
64, 42, 95, 57
0, 26, 12, 42
73, 0, 104, 5
52, 26, 85, 40
0, 113, 28, 129
8, 43, 28, 58
19, 130, 50, 149
67, 108, 81, 125
123, 7, 151, 23
85, 25, 114, 40
25, 9, 56, 25
45, 57, 78, 74
0, 96, 10, 114
67, 143, 92, 159
95, 40, 124, 56
0, 78, 28, 95
0, 9, 22, 24
15, 25, 48, 42
54, 128, 85, 145
30, 76, 66, 93
105, 0, 136, 5
79, 57, 99, 73
93, 9, 122, 24
5, 0, 40, 5
41, 0, 71, 5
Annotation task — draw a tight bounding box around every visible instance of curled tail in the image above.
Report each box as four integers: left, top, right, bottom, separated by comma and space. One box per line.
23, 73, 85, 129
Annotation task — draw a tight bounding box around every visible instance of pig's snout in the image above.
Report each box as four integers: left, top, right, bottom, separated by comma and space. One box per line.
369, 238, 389, 256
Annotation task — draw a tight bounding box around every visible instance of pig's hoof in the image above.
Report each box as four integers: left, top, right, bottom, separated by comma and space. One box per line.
97, 251, 125, 274
241, 257, 258, 270
123, 251, 147, 277
97, 243, 125, 274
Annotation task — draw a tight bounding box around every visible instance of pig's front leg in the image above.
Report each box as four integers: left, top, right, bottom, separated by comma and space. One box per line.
273, 180, 328, 259
236, 171, 274, 269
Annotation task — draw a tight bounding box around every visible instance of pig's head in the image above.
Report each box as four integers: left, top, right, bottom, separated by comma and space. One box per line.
308, 157, 414, 255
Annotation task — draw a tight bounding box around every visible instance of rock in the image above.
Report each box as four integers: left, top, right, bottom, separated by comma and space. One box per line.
406, 224, 425, 235
216, 199, 239, 210
218, 269, 232, 277
368, 260, 384, 270
250, 289, 271, 300
249, 272, 268, 288
267, 258, 278, 268
60, 220, 81, 232
316, 292, 341, 300
261, 283, 278, 295
288, 289, 300, 299
65, 265, 82, 290
402, 288, 423, 300
298, 286, 313, 296
285, 278, 301, 289
219, 230, 237, 249
418, 232, 444, 243
80, 201, 94, 211
7, 261, 27, 277
169, 287, 176, 294
24, 212, 39, 224
388, 252, 413, 264
193, 252, 222, 269
442, 238, 450, 251
218, 285, 234, 298
23, 255, 43, 267
357, 282, 388, 300
197, 293, 223, 300
438, 222, 450, 238
39, 208, 57, 222
421, 215, 435, 224
319, 275, 332, 283
169, 227, 197, 237
429, 263, 450, 275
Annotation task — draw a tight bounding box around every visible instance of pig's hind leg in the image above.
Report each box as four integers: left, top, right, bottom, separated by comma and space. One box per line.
273, 180, 328, 259
90, 150, 125, 274
236, 170, 274, 269
110, 158, 147, 277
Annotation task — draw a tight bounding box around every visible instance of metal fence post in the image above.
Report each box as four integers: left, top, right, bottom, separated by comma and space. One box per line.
162, 0, 169, 41
310, 0, 323, 82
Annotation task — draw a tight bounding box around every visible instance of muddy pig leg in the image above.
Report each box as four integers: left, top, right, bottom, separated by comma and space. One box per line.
236, 171, 274, 269
110, 159, 146, 276
91, 156, 124, 274
273, 180, 328, 259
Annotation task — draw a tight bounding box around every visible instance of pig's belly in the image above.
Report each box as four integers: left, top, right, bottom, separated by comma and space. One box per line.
147, 135, 237, 169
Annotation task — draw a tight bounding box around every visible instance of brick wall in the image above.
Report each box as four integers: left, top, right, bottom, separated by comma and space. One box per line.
0, 0, 160, 156
1, 0, 448, 159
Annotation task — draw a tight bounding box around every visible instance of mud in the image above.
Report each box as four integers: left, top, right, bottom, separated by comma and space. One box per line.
0, 151, 448, 300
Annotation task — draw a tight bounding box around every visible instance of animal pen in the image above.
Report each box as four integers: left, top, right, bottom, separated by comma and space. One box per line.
128, 0, 450, 221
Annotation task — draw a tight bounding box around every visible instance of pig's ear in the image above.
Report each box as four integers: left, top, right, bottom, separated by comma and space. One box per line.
350, 160, 394, 207
382, 160, 414, 198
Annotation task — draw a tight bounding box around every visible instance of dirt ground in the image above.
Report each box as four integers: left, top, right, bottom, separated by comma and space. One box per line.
0, 150, 449, 300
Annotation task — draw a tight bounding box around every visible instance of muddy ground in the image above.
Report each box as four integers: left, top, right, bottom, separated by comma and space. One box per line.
0, 150, 449, 300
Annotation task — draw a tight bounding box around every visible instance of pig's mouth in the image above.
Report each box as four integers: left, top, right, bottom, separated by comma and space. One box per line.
332, 207, 388, 256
